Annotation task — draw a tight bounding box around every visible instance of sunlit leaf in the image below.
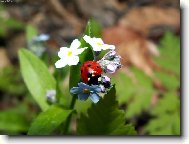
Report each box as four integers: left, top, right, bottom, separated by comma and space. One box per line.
19, 49, 56, 111
28, 105, 72, 135
144, 92, 180, 135
26, 25, 38, 42
154, 32, 180, 76
112, 67, 153, 119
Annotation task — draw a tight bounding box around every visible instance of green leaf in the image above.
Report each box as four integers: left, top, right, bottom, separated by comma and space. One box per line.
0, 66, 26, 96
152, 92, 180, 115
144, 92, 180, 135
112, 67, 153, 118
85, 18, 102, 37
144, 113, 180, 135
26, 25, 38, 42
154, 32, 180, 76
0, 108, 29, 134
77, 86, 137, 135
75, 99, 92, 114
0, 7, 24, 37
112, 72, 135, 104
19, 49, 56, 111
28, 105, 72, 135
143, 32, 180, 135
155, 71, 180, 91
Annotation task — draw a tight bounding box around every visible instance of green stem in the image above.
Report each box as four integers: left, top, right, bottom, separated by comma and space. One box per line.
92, 50, 97, 61
63, 94, 76, 134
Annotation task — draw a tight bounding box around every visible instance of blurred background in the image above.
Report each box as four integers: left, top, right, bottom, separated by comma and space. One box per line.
0, 0, 180, 135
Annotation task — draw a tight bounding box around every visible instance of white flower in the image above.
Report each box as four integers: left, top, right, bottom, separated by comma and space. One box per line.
55, 39, 87, 68
83, 35, 115, 51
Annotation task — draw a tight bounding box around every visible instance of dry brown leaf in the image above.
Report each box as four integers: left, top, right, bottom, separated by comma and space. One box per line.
103, 26, 159, 77
119, 6, 180, 36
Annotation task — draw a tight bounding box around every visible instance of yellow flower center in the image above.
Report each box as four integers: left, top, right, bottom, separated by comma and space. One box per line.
97, 42, 103, 46
83, 89, 90, 94
68, 51, 73, 56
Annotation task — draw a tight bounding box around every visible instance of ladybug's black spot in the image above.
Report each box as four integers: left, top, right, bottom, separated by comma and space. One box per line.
87, 64, 92, 67
87, 73, 92, 78
81, 70, 83, 73
96, 66, 100, 68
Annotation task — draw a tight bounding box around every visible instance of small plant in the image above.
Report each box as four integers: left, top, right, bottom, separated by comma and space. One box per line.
112, 32, 180, 135
18, 19, 136, 135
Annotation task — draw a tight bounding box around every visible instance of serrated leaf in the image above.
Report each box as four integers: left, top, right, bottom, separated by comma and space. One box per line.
77, 86, 136, 135
144, 113, 180, 135
75, 99, 92, 114
19, 49, 56, 111
26, 25, 38, 42
112, 72, 135, 104
112, 68, 153, 118
144, 32, 181, 135
28, 105, 72, 135
145, 92, 180, 135
155, 71, 180, 91
154, 32, 180, 76
152, 92, 180, 115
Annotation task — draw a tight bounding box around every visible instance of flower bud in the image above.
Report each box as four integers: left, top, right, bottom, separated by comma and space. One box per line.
46, 90, 56, 103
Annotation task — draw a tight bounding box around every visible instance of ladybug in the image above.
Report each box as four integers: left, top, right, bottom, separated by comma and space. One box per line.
81, 61, 102, 85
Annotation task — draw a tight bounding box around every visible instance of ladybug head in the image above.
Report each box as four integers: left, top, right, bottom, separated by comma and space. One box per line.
81, 61, 102, 85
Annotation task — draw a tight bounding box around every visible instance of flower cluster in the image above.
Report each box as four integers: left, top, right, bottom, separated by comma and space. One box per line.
55, 35, 121, 103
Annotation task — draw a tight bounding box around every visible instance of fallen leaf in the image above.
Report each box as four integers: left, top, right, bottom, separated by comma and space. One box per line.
119, 6, 180, 36
103, 26, 159, 77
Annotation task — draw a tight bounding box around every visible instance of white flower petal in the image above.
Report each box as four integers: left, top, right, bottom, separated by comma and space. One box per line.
83, 35, 91, 43
101, 44, 115, 50
70, 39, 81, 49
67, 56, 79, 66
92, 45, 102, 51
58, 47, 69, 58
55, 59, 68, 68
106, 64, 116, 73
74, 47, 87, 55
94, 38, 104, 45
84, 35, 112, 51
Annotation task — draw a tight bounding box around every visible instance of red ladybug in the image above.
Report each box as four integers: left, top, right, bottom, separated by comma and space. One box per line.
81, 61, 102, 85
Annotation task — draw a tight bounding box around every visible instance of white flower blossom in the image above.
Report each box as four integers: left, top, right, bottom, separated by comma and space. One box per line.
83, 35, 115, 51
55, 39, 87, 68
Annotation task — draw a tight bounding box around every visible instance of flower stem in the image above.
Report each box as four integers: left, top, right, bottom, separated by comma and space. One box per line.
63, 94, 76, 134
92, 50, 97, 61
